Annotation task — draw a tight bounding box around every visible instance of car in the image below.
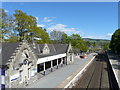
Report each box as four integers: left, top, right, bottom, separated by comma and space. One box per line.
80, 55, 85, 58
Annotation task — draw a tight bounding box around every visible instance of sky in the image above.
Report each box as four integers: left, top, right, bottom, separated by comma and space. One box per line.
2, 2, 118, 40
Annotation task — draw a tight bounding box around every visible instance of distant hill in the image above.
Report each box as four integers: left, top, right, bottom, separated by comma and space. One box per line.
83, 38, 110, 43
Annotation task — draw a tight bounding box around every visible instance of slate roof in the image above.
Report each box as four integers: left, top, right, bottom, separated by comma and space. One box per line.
33, 44, 69, 58
38, 44, 45, 51
30, 44, 69, 58
1, 42, 20, 65
1, 42, 69, 65
47, 44, 56, 53
53, 44, 68, 53
31, 44, 41, 55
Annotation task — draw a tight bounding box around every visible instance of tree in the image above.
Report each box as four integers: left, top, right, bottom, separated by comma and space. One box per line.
7, 34, 18, 42
50, 30, 65, 40
13, 10, 51, 43
0, 8, 15, 41
61, 33, 70, 44
50, 30, 65, 43
0, 8, 8, 39
14, 10, 37, 41
109, 29, 120, 54
70, 34, 88, 52
103, 43, 109, 50
34, 27, 51, 44
0, 9, 51, 43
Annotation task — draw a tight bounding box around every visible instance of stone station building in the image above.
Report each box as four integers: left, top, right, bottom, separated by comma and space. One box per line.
0, 40, 74, 88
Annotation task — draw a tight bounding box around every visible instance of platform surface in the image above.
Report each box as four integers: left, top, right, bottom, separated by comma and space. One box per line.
26, 53, 96, 88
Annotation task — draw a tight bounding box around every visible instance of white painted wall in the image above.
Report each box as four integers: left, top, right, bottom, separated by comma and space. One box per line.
37, 53, 66, 64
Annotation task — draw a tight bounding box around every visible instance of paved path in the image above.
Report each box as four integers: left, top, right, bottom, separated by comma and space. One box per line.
26, 53, 96, 88
107, 51, 120, 88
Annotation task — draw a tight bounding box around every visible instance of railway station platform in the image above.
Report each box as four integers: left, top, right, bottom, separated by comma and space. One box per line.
107, 51, 120, 88
26, 53, 96, 88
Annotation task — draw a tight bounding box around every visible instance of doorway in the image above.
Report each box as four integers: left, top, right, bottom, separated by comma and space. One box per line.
37, 63, 44, 73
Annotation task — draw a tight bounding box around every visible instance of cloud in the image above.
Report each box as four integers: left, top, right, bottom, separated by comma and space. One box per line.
37, 24, 45, 27
5, 10, 8, 13
83, 34, 112, 40
47, 24, 83, 35
48, 23, 55, 26
83, 35, 107, 39
35, 17, 39, 21
107, 33, 113, 36
43, 17, 54, 22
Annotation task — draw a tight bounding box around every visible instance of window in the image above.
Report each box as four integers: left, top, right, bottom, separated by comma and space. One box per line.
28, 68, 31, 79
25, 53, 29, 58
19, 71, 22, 82
23, 49, 29, 58
43, 47, 49, 54
41, 51, 43, 53
70, 54, 72, 61
45, 47, 48, 53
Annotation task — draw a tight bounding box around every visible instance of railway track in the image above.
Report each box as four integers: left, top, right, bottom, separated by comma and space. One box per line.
71, 51, 119, 89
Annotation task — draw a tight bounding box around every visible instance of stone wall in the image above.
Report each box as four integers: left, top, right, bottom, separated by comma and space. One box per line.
5, 41, 38, 88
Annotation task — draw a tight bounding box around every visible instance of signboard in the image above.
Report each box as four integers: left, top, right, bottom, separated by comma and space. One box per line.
0, 68, 5, 90
10, 73, 19, 82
